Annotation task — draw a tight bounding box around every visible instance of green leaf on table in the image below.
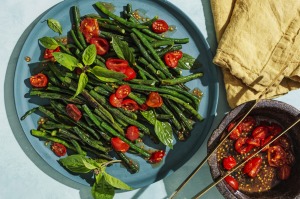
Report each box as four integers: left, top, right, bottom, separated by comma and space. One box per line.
154, 120, 174, 149
91, 66, 126, 80
73, 73, 88, 98
47, 18, 63, 35
103, 172, 133, 190
52, 52, 79, 71
112, 36, 135, 65
140, 110, 156, 125
82, 44, 97, 66
39, 36, 59, 49
92, 174, 115, 199
59, 154, 99, 173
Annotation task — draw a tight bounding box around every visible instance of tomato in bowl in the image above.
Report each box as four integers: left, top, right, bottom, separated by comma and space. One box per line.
207, 99, 300, 199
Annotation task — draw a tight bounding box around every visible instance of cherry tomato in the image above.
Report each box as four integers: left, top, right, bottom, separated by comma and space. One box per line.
149, 150, 165, 163
121, 99, 139, 111
268, 145, 287, 167
227, 122, 242, 140
268, 122, 282, 136
109, 94, 123, 108
43, 46, 60, 59
240, 116, 256, 132
66, 104, 82, 121
51, 142, 67, 157
224, 176, 239, 191
252, 125, 269, 140
139, 103, 149, 111
90, 37, 109, 55
123, 67, 136, 81
170, 50, 183, 60
80, 18, 100, 42
277, 164, 291, 180
115, 85, 131, 99
272, 135, 291, 151
261, 135, 274, 151
246, 137, 261, 147
223, 156, 237, 170
111, 137, 129, 153
146, 92, 163, 108
235, 137, 254, 154
30, 73, 49, 88
243, 156, 262, 178
106, 58, 129, 73
151, 19, 169, 34
164, 52, 178, 68
125, 126, 140, 141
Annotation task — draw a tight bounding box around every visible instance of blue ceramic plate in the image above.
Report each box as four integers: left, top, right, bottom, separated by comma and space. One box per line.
14, 0, 219, 188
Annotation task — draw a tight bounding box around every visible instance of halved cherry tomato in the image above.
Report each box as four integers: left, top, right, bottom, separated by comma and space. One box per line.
261, 135, 274, 151
227, 122, 242, 140
243, 156, 262, 178
66, 104, 82, 121
246, 137, 261, 147
125, 126, 140, 141
268, 145, 287, 167
123, 67, 136, 81
224, 176, 239, 191
149, 150, 165, 163
121, 99, 139, 111
277, 164, 291, 180
106, 58, 129, 73
43, 46, 60, 59
90, 37, 109, 55
146, 92, 163, 108
111, 137, 129, 153
115, 85, 131, 99
152, 19, 169, 34
80, 18, 100, 42
170, 50, 183, 60
223, 156, 237, 170
109, 94, 123, 108
240, 116, 256, 132
30, 73, 49, 88
51, 142, 67, 157
252, 125, 269, 140
164, 52, 178, 68
235, 137, 254, 154
268, 122, 282, 136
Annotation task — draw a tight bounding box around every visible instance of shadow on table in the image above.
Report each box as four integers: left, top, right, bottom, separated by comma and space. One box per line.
4, 5, 93, 199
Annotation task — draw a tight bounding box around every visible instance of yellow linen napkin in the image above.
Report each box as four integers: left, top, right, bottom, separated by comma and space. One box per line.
211, 0, 300, 108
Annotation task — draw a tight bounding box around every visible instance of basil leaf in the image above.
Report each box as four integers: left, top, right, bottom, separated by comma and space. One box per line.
74, 73, 88, 98
112, 36, 135, 65
103, 172, 133, 190
52, 52, 79, 71
141, 110, 156, 125
91, 66, 126, 80
92, 174, 115, 199
82, 44, 97, 66
47, 18, 63, 35
39, 36, 59, 50
154, 120, 174, 149
59, 154, 98, 173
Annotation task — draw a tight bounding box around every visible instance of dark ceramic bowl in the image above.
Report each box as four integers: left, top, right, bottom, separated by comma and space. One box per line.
207, 99, 300, 199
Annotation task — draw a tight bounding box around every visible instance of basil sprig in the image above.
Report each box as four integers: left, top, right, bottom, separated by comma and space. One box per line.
47, 18, 63, 35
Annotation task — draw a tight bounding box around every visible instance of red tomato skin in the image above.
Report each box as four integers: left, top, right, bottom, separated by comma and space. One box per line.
146, 92, 163, 108
268, 122, 283, 136
240, 116, 256, 132
235, 137, 254, 154
66, 104, 82, 121
252, 125, 269, 140
246, 137, 261, 147
149, 150, 165, 163
152, 19, 169, 34
243, 157, 263, 178
29, 73, 49, 88
268, 145, 287, 167
44, 46, 60, 59
109, 94, 123, 108
223, 156, 237, 170
227, 122, 242, 140
106, 58, 129, 73
164, 52, 178, 68
123, 67, 136, 81
121, 99, 139, 111
224, 176, 239, 191
111, 137, 130, 153
125, 126, 140, 141
80, 18, 100, 42
170, 50, 183, 60
90, 37, 109, 55
51, 142, 67, 157
115, 85, 131, 99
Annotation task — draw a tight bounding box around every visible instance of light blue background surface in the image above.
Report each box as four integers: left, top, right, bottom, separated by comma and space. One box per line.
1, 0, 300, 199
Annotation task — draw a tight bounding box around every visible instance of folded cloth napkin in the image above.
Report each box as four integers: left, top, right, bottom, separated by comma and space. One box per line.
211, 0, 300, 108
